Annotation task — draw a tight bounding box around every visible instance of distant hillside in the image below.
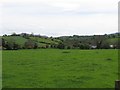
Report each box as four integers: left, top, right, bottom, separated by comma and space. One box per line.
1, 33, 62, 49
3, 36, 28, 47
57, 32, 119, 49
0, 32, 120, 50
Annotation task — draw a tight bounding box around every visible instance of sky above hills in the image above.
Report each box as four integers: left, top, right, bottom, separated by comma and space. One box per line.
0, 0, 119, 36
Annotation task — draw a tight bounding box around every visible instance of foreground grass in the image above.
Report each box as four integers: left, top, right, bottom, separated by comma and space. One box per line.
2, 49, 118, 88
0, 50, 2, 89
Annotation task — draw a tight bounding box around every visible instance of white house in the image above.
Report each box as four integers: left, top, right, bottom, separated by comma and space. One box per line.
90, 45, 97, 49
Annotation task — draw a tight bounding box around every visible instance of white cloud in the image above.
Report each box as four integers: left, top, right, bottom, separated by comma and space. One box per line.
0, 0, 119, 36
2, 14, 117, 36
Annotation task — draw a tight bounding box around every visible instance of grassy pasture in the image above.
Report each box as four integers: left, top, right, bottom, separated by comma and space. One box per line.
2, 49, 118, 88
3, 36, 28, 47
0, 51, 2, 89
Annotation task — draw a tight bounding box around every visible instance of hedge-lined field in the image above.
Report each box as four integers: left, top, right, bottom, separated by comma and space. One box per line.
2, 49, 118, 88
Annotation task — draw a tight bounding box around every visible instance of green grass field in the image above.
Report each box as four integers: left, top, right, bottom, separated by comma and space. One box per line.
3, 36, 28, 47
0, 51, 2, 89
2, 49, 118, 88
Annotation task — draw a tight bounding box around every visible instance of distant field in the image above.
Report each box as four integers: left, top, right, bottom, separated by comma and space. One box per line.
3, 36, 28, 47
2, 49, 118, 88
2, 36, 61, 48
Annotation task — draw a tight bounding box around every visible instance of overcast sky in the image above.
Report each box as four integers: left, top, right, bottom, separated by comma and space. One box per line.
0, 0, 119, 37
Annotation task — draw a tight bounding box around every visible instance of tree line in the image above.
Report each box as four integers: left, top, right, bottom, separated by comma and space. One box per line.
0, 32, 120, 50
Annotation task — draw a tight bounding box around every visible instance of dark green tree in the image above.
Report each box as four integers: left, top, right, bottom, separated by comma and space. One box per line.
24, 40, 35, 49
57, 43, 65, 49
34, 42, 38, 49
13, 42, 20, 50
